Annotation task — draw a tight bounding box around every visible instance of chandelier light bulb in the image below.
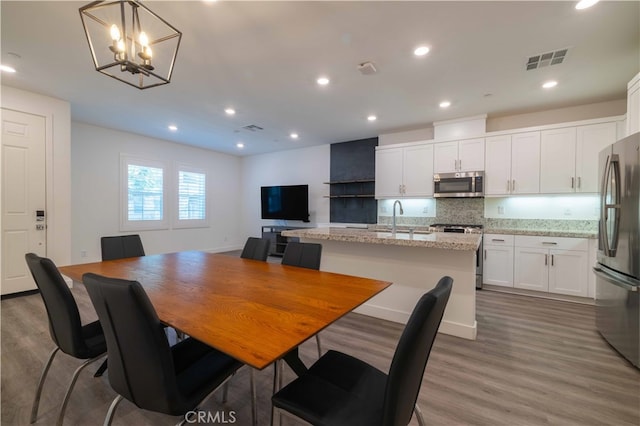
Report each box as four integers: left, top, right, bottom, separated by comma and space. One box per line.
139, 31, 149, 47
117, 39, 125, 52
110, 24, 120, 41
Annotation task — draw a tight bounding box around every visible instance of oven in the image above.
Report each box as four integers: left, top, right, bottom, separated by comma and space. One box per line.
430, 224, 483, 289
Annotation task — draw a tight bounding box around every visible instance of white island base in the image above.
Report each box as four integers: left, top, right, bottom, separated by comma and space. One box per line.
300, 237, 478, 340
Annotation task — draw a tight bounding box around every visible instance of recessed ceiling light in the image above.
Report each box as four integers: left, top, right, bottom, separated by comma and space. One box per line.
414, 46, 430, 57
168, 125, 178, 131
439, 101, 451, 108
367, 115, 377, 122
542, 80, 558, 89
317, 77, 330, 86
236, 142, 244, 149
224, 108, 236, 116
575, 0, 599, 9
290, 133, 299, 139
0, 64, 16, 73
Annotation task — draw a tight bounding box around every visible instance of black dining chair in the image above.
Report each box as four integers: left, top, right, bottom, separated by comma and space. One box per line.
25, 253, 107, 426
100, 234, 145, 261
82, 273, 255, 426
281, 241, 324, 358
271, 276, 453, 426
240, 237, 271, 261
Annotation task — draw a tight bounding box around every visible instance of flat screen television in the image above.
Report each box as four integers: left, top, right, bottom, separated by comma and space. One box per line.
261, 185, 310, 222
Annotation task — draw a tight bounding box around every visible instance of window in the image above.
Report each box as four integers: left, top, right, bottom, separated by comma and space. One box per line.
121, 155, 168, 231
175, 165, 208, 228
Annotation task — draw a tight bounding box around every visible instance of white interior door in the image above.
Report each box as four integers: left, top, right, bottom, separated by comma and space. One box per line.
2, 108, 46, 295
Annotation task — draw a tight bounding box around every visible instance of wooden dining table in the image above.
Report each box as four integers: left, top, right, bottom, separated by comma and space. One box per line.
58, 251, 391, 372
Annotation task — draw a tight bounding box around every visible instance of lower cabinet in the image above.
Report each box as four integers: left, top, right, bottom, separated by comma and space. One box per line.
483, 234, 514, 287
513, 236, 589, 297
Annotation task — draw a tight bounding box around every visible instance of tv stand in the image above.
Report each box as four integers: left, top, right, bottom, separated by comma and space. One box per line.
261, 226, 308, 257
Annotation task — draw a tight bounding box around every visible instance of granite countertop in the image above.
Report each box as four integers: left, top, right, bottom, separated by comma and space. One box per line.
282, 227, 481, 251
484, 228, 598, 239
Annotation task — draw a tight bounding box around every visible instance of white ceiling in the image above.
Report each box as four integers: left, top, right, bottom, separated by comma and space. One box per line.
2, 1, 638, 156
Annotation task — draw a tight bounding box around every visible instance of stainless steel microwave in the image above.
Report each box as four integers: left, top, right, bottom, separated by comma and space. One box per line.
433, 171, 484, 198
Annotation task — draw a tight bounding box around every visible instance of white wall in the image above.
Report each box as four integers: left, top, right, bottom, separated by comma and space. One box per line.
71, 122, 243, 263
241, 145, 330, 236
1, 86, 71, 266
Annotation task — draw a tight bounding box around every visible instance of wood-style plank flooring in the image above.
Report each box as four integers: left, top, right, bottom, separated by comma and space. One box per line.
2, 254, 639, 425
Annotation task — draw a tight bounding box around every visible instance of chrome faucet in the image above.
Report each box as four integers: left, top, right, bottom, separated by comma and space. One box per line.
392, 200, 404, 234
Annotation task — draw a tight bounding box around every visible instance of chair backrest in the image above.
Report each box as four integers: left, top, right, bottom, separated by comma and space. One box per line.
82, 273, 179, 414
382, 276, 453, 426
281, 241, 322, 270
101, 235, 145, 261
24, 253, 90, 358
240, 237, 270, 261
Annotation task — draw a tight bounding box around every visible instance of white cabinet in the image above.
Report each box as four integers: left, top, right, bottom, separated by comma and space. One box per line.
540, 123, 617, 194
575, 122, 618, 193
540, 127, 576, 193
627, 72, 640, 136
483, 234, 514, 287
434, 138, 484, 173
485, 132, 540, 195
375, 143, 433, 198
514, 236, 588, 297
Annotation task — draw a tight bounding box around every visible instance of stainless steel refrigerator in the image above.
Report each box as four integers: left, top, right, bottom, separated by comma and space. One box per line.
595, 132, 639, 368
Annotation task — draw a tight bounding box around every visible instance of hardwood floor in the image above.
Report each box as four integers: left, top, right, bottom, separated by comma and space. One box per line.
2, 262, 638, 425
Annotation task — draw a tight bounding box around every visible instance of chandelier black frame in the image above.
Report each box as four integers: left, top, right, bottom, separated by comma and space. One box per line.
79, 0, 182, 89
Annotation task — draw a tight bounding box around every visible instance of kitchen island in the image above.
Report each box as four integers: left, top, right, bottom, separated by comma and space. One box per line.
282, 227, 481, 340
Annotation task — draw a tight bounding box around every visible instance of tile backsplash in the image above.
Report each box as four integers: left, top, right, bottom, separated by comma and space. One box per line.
377, 197, 598, 233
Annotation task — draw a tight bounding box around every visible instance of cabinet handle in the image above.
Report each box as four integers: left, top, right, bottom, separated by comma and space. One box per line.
484, 249, 487, 260
542, 242, 558, 245
458, 159, 462, 170
399, 184, 402, 194
507, 180, 511, 192
551, 254, 555, 266
571, 177, 575, 189
577, 176, 581, 189
512, 180, 516, 192
545, 254, 548, 266
492, 238, 505, 242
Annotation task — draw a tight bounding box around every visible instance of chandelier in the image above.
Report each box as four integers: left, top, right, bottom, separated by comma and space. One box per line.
79, 1, 182, 89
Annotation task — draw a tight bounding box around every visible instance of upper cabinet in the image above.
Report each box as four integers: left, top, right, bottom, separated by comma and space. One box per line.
434, 138, 484, 173
575, 122, 618, 192
485, 132, 540, 196
375, 143, 434, 198
540, 127, 577, 193
540, 122, 617, 193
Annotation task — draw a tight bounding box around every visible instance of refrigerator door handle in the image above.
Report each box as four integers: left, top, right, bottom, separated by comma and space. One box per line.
599, 154, 621, 257
594, 267, 639, 292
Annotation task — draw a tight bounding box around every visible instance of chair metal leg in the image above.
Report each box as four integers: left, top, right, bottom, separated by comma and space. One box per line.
315, 334, 322, 359
56, 354, 106, 426
104, 394, 124, 426
414, 403, 426, 426
30, 347, 60, 423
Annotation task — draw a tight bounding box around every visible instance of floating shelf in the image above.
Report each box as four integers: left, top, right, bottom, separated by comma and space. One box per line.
324, 179, 375, 184
324, 194, 375, 198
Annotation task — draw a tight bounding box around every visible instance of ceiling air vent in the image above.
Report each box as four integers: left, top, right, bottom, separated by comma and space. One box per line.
526, 48, 569, 71
242, 124, 264, 132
